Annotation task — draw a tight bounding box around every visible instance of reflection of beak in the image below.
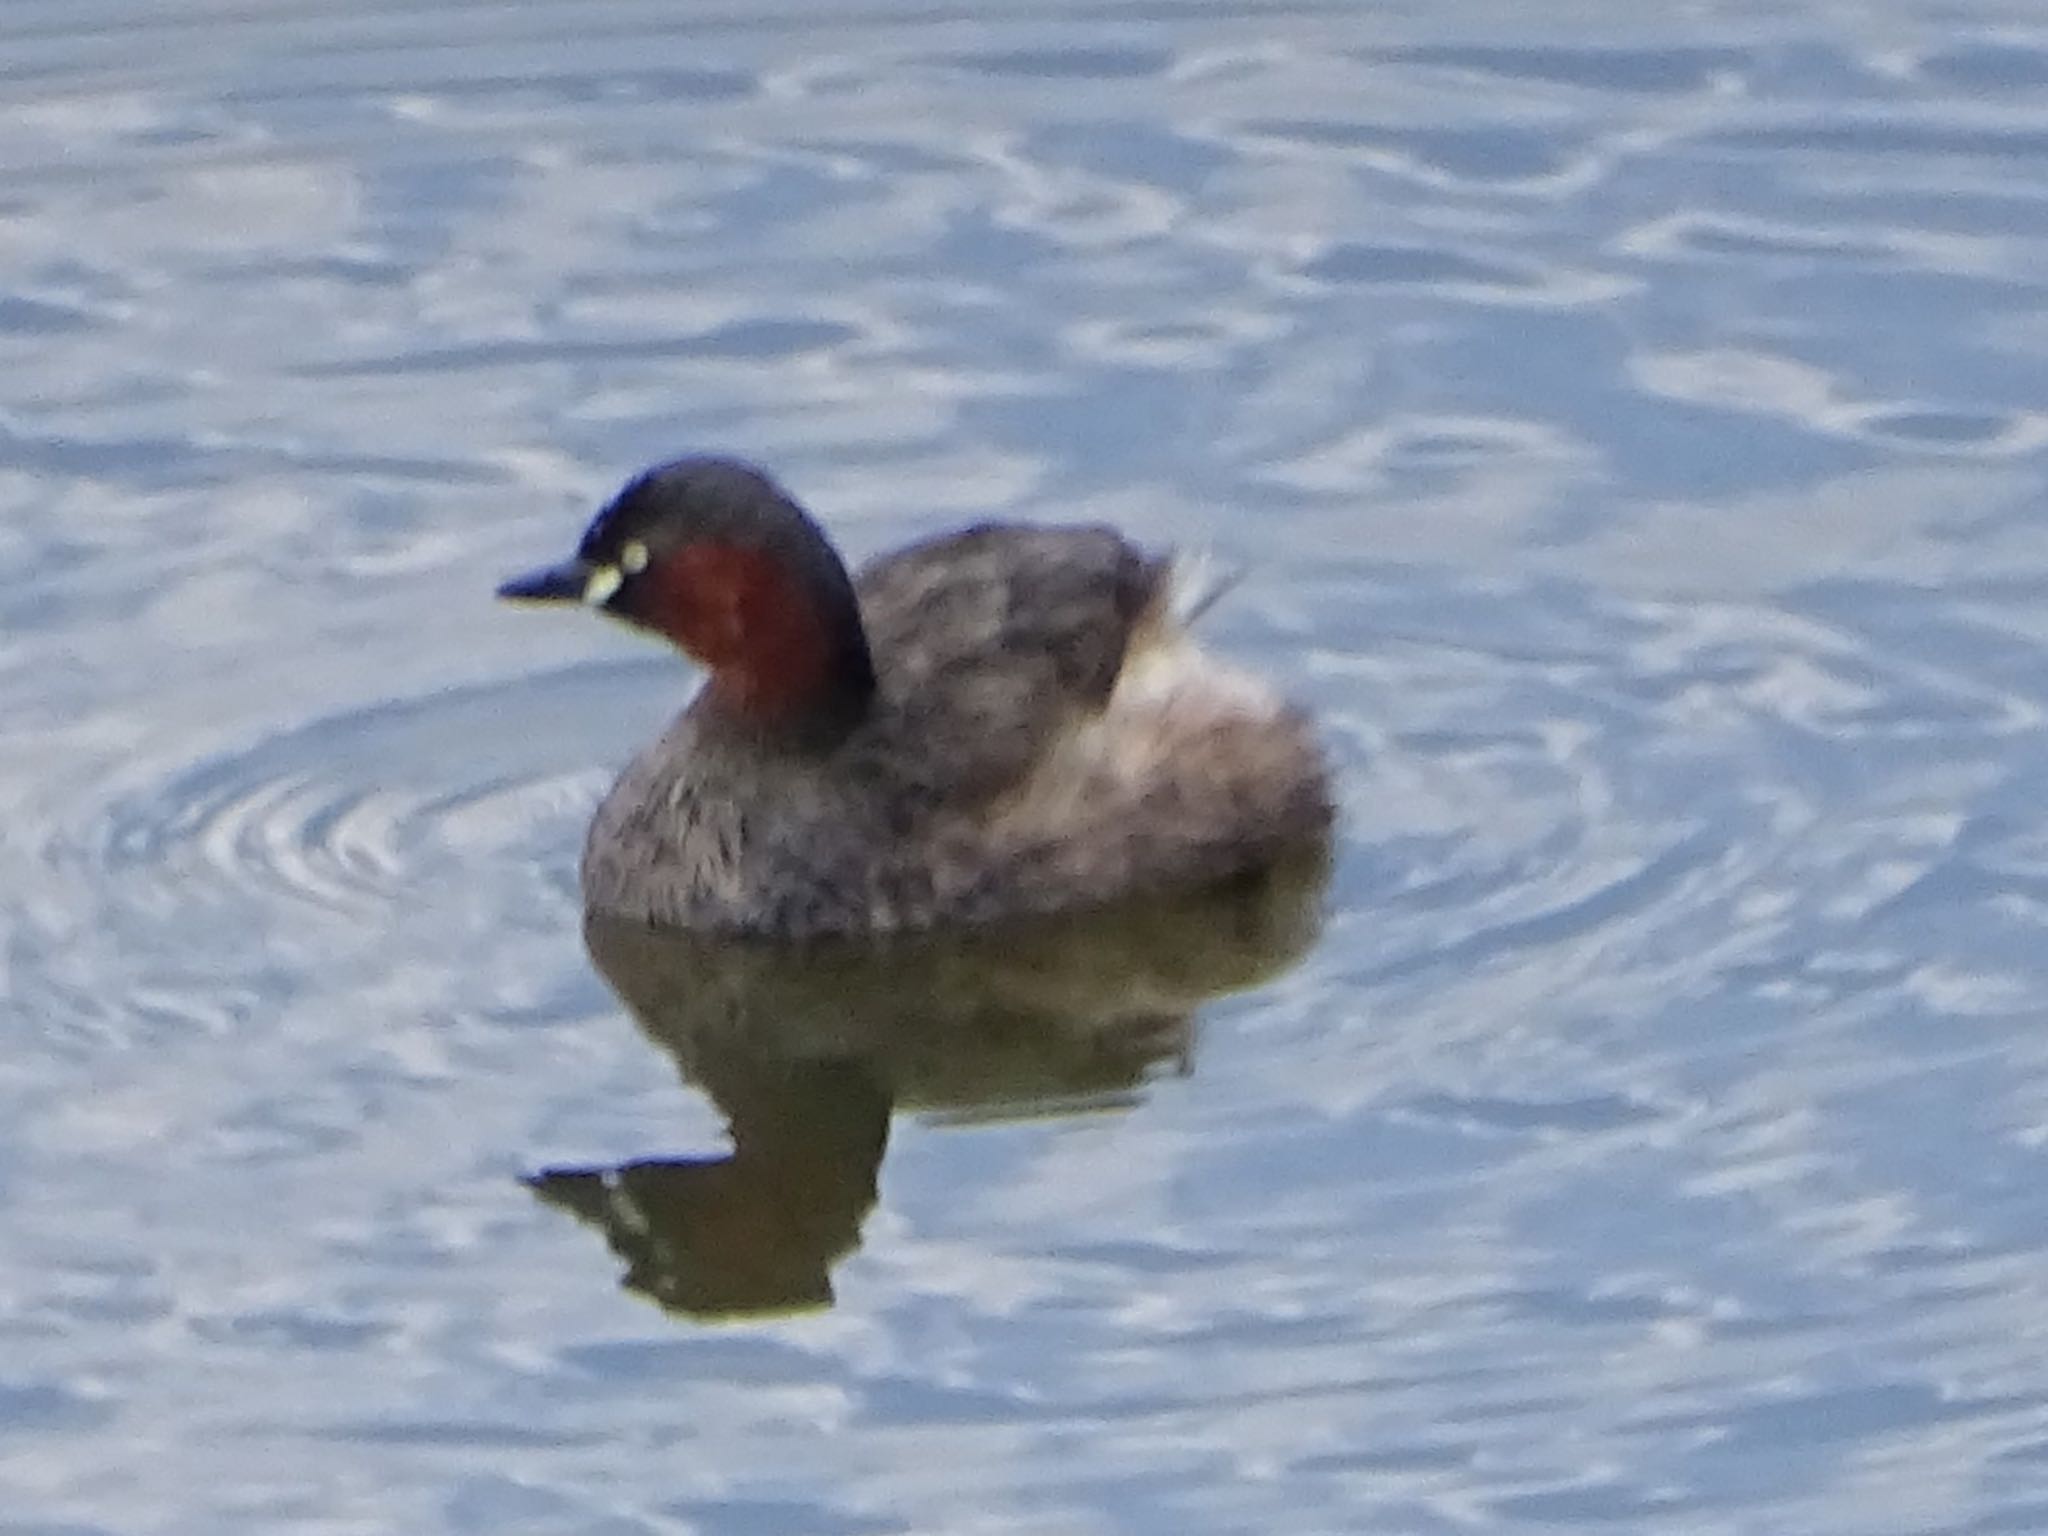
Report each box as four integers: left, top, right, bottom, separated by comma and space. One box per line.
496, 559, 620, 607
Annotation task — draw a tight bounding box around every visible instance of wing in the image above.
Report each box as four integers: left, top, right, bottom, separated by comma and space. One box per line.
852, 524, 1168, 805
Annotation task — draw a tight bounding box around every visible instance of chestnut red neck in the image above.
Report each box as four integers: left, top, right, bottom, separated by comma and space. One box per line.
641, 539, 875, 747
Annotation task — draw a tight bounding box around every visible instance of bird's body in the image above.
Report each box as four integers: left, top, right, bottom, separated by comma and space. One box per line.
501, 458, 1332, 937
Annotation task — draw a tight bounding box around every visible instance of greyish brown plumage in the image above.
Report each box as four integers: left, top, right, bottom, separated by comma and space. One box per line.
499, 457, 1334, 937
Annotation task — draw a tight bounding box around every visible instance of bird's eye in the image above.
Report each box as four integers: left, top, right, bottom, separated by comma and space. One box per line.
620, 540, 650, 575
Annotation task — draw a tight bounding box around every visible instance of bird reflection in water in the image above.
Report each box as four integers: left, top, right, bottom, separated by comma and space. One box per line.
527, 852, 1328, 1321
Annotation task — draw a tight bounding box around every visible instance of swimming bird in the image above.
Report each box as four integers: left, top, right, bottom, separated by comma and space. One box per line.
498, 457, 1331, 936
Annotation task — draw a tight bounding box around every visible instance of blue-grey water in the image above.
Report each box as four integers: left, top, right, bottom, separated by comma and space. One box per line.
9, 1, 2048, 1530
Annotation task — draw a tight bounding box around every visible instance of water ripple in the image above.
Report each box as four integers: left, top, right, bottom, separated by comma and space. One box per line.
11, 660, 676, 1061
74, 663, 653, 923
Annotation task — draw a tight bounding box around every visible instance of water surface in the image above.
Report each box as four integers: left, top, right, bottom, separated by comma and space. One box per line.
8, 2, 2048, 1531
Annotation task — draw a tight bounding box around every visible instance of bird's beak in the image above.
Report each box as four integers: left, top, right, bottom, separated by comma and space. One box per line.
496, 558, 621, 607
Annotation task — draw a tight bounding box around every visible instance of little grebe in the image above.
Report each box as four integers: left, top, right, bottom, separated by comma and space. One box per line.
499, 457, 1332, 936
